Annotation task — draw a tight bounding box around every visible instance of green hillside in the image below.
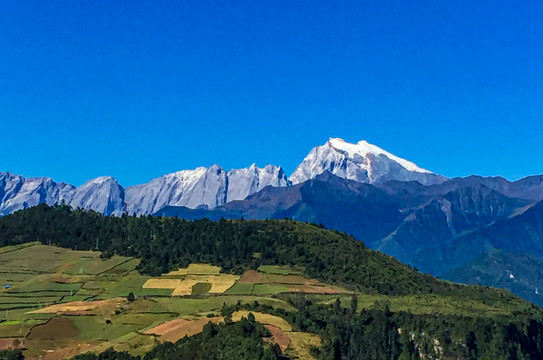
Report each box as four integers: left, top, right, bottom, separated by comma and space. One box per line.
0, 204, 518, 297
0, 205, 542, 359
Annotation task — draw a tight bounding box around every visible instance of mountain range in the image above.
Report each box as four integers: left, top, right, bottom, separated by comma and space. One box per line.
0, 138, 441, 216
2, 138, 543, 306
0, 164, 289, 216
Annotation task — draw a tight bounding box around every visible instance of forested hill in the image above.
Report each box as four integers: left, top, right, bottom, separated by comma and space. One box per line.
0, 204, 527, 303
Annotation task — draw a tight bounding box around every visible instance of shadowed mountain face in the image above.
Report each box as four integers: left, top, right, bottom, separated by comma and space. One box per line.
375, 183, 532, 273
157, 173, 543, 306
436, 201, 543, 268
445, 249, 543, 307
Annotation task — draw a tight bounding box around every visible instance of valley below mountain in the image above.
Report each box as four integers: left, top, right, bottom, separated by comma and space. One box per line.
1, 205, 543, 359
158, 172, 543, 307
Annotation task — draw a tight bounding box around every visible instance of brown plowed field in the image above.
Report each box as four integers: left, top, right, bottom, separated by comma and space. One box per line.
264, 325, 290, 351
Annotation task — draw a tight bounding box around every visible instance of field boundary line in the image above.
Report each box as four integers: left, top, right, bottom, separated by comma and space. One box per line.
0, 242, 40, 256
96, 257, 136, 276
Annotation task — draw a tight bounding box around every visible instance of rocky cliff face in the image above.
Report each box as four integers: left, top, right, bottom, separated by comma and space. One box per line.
227, 164, 289, 202
1, 163, 289, 216
69, 176, 126, 216
0, 172, 75, 215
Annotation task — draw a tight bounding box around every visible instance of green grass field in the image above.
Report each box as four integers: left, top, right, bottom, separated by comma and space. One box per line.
257, 265, 304, 275
1, 242, 530, 359
0, 244, 311, 357
224, 282, 254, 295
252, 284, 290, 295
191, 282, 212, 295
72, 316, 143, 341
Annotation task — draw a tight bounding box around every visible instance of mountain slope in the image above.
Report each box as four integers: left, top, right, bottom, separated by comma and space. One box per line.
445, 249, 543, 307
0, 203, 527, 299
157, 172, 403, 245
434, 201, 543, 273
227, 164, 289, 202
289, 138, 446, 185
69, 176, 126, 216
375, 182, 531, 273
125, 165, 229, 214
0, 172, 75, 215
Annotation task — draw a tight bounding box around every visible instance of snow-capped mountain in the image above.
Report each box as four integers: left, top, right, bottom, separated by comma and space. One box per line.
289, 138, 446, 185
227, 164, 290, 202
70, 176, 126, 216
0, 172, 75, 215
125, 164, 289, 215
0, 138, 444, 216
1, 164, 288, 216
125, 165, 229, 215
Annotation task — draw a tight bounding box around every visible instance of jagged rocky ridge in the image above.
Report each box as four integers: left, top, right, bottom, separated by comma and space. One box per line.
0, 138, 442, 216
0, 164, 289, 216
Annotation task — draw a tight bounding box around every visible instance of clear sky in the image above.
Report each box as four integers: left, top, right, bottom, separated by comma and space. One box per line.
1, 1, 542, 186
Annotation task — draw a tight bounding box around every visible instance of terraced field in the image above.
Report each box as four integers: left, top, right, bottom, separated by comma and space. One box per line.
0, 244, 348, 359
2, 244, 534, 359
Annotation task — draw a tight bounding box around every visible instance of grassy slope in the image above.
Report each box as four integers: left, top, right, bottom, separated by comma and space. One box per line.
0, 204, 532, 301
0, 244, 316, 358
1, 206, 543, 358
1, 243, 540, 358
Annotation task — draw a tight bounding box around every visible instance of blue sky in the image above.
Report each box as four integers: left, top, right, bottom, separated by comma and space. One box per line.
1, 1, 542, 186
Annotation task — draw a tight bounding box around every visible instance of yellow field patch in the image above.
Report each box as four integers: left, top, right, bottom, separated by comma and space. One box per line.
143, 316, 223, 343
168, 263, 221, 276
208, 274, 238, 293
29, 298, 123, 315
163, 269, 188, 277
286, 331, 322, 360
171, 279, 201, 296
144, 274, 238, 296
143, 279, 184, 289
231, 311, 292, 331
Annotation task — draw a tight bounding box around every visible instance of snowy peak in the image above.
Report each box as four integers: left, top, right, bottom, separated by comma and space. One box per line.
125, 164, 288, 215
0, 172, 76, 215
327, 138, 431, 174
227, 164, 289, 202
289, 138, 445, 185
0, 138, 447, 216
69, 176, 125, 216
125, 165, 228, 215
